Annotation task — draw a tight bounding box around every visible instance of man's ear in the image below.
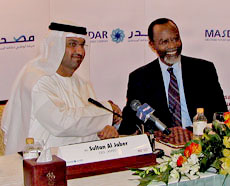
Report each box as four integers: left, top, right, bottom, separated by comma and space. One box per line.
149, 41, 156, 53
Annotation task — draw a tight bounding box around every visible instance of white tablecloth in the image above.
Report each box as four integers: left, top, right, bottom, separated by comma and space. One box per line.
0, 142, 225, 186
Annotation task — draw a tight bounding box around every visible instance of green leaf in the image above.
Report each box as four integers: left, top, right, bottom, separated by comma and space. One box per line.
171, 148, 184, 155
222, 174, 229, 186
138, 174, 158, 186
212, 159, 221, 171
156, 165, 172, 185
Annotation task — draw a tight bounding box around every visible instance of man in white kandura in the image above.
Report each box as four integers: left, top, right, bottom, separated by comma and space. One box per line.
2, 22, 121, 155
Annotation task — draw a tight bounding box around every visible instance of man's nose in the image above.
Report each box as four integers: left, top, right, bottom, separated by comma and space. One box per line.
168, 40, 177, 49
75, 45, 84, 54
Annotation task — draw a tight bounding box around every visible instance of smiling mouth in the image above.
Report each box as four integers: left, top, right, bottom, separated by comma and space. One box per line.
72, 56, 83, 62
72, 54, 82, 58
166, 50, 177, 55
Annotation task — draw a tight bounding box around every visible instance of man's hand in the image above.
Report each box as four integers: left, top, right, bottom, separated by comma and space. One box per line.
108, 100, 122, 125
97, 125, 119, 140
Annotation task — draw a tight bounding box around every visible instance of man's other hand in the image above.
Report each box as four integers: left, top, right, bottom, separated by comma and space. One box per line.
97, 125, 119, 140
108, 100, 122, 125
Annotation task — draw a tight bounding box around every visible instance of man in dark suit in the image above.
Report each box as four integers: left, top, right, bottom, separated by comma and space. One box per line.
119, 18, 228, 135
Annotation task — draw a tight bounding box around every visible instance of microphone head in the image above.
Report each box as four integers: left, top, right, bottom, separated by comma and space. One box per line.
88, 98, 94, 103
88, 98, 104, 108
130, 100, 141, 111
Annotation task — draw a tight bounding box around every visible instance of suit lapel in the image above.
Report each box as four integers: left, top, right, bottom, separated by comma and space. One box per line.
148, 59, 170, 115
181, 56, 194, 119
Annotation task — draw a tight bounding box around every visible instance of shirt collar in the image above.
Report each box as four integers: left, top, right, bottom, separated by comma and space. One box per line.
158, 58, 181, 74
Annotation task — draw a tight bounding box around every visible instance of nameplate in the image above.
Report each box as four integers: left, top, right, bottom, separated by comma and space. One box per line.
57, 134, 152, 166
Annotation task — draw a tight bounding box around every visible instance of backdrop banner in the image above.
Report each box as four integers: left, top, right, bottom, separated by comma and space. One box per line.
0, 0, 50, 100
0, 0, 229, 111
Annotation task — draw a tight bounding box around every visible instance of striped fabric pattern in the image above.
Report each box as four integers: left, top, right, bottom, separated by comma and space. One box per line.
167, 67, 182, 126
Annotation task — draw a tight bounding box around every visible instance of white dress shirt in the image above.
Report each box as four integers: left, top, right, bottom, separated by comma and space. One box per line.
159, 59, 192, 128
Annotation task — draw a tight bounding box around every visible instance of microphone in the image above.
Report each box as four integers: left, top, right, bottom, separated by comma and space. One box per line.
88, 98, 122, 118
130, 100, 171, 135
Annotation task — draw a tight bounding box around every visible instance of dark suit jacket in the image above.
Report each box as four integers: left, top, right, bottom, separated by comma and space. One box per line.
119, 55, 228, 134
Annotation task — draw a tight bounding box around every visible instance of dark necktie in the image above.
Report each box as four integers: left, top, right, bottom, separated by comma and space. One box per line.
167, 67, 182, 126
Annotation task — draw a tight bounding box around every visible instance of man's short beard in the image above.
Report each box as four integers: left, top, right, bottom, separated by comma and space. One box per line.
164, 55, 181, 65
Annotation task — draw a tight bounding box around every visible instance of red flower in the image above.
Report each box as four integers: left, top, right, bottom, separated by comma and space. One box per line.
184, 142, 201, 158
184, 146, 191, 158
177, 155, 187, 167
224, 118, 230, 128
190, 142, 202, 154
224, 112, 230, 121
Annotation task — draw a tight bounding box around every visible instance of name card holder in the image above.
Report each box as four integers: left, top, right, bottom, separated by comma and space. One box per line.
66, 153, 156, 179
58, 134, 157, 179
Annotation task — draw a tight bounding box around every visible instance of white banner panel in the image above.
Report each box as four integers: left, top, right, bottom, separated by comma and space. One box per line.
0, 0, 50, 100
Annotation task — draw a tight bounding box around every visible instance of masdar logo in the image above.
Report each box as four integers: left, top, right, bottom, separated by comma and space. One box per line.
110, 28, 125, 43
88, 28, 147, 44
205, 29, 230, 41
0, 34, 35, 51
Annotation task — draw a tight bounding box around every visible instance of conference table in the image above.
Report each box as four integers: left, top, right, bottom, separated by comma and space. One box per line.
0, 142, 230, 186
